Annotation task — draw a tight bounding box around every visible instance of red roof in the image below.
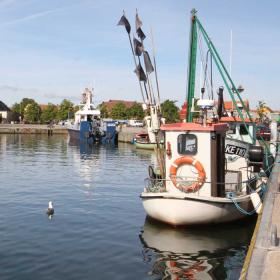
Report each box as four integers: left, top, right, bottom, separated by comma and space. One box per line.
179, 100, 250, 121
223, 100, 249, 111
101, 100, 139, 111
220, 116, 253, 123
39, 104, 58, 111
161, 122, 228, 132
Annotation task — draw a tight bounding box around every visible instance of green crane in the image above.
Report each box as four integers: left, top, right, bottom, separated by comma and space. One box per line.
185, 10, 254, 143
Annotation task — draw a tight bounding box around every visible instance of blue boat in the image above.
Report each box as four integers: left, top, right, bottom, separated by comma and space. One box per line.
67, 88, 118, 144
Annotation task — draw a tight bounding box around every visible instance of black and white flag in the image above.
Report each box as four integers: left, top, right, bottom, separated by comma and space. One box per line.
117, 14, 131, 34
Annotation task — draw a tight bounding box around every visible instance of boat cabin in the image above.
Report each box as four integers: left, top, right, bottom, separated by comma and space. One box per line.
220, 116, 256, 145
161, 122, 228, 197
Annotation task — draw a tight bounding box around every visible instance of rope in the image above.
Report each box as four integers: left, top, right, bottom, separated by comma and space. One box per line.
229, 183, 267, 216
197, 29, 212, 98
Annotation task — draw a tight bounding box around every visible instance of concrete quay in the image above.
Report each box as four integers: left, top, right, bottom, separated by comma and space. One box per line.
242, 151, 280, 279
0, 124, 67, 134
0, 124, 145, 142
117, 126, 145, 143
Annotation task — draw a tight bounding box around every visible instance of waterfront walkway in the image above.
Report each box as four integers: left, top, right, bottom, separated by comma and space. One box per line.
0, 124, 67, 134
0, 124, 144, 142
243, 151, 280, 279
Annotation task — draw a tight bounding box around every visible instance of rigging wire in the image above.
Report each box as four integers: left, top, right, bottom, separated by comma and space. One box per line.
197, 29, 213, 99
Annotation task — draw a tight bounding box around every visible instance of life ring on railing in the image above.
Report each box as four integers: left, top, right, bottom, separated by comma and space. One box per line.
169, 156, 206, 192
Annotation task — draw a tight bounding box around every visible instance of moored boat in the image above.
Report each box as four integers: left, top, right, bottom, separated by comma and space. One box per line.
118, 10, 272, 226
67, 88, 118, 144
141, 119, 266, 225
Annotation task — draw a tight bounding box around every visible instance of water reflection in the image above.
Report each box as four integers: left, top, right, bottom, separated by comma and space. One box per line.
140, 218, 255, 279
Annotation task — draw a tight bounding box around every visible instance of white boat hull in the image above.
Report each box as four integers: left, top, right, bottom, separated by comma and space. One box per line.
141, 193, 254, 225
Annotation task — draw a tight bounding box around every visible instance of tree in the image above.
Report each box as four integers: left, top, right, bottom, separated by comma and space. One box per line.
40, 103, 58, 124
11, 103, 21, 114
256, 100, 269, 123
127, 102, 144, 119
161, 100, 180, 123
20, 98, 36, 116
11, 98, 36, 120
98, 103, 109, 118
24, 102, 41, 123
56, 99, 74, 120
111, 102, 127, 119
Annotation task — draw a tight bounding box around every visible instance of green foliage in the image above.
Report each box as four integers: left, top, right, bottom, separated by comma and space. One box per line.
40, 103, 58, 124
111, 102, 127, 119
57, 99, 74, 120
161, 100, 179, 123
24, 102, 41, 123
21, 98, 36, 116
98, 103, 109, 118
192, 98, 200, 119
127, 102, 144, 119
11, 98, 36, 120
11, 103, 21, 114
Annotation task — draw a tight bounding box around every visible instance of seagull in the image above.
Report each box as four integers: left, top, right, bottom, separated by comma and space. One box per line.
46, 201, 54, 216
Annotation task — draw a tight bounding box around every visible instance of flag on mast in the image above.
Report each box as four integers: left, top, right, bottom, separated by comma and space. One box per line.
134, 63, 147, 81
143, 51, 154, 74
117, 14, 131, 34
135, 10, 146, 40
133, 37, 143, 56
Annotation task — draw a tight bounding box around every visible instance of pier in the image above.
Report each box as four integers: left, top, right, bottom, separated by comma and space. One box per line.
117, 126, 145, 143
0, 124, 144, 143
0, 124, 67, 134
242, 151, 280, 279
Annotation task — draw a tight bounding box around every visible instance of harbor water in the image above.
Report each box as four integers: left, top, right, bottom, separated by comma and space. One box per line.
0, 134, 256, 280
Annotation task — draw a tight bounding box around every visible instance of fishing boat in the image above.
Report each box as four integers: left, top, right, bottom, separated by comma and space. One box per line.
118, 10, 272, 225
67, 88, 118, 144
134, 115, 164, 150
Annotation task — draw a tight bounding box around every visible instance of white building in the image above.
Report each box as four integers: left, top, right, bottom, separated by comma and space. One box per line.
0, 101, 11, 123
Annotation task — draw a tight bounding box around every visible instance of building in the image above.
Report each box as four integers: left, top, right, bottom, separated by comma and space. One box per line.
0, 101, 11, 123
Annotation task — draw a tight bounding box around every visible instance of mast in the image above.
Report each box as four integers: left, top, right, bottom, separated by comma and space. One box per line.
186, 9, 198, 122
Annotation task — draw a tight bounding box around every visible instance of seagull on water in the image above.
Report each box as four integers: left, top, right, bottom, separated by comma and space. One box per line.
46, 201, 54, 217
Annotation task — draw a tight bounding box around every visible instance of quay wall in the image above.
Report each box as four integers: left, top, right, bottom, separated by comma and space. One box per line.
0, 124, 146, 141
243, 149, 280, 279
117, 126, 145, 143
0, 124, 67, 134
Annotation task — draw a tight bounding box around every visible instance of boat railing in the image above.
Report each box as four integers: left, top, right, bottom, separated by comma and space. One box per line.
144, 175, 262, 194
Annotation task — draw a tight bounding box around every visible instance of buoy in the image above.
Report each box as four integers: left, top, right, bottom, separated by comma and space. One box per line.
250, 192, 262, 214
46, 201, 54, 216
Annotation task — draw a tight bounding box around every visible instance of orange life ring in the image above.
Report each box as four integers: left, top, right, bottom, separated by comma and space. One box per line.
169, 156, 206, 192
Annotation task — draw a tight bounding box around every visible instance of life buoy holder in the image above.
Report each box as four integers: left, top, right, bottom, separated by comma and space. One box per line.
169, 156, 206, 192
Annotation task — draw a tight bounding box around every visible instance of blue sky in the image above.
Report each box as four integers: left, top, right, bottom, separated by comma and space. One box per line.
0, 0, 279, 109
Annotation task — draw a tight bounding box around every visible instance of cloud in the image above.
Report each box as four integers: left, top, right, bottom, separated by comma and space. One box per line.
44, 93, 80, 102
0, 1, 90, 28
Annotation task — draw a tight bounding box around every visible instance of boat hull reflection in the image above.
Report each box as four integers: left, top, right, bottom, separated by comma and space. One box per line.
140, 218, 255, 279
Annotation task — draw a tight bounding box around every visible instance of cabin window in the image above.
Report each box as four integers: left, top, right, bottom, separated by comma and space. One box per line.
239, 124, 249, 135
177, 134, 197, 155
228, 123, 236, 134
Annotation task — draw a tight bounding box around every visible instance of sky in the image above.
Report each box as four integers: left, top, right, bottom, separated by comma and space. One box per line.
0, 0, 279, 109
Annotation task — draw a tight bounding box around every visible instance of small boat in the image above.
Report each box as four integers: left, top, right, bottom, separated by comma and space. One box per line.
67, 88, 118, 144
135, 132, 163, 150
141, 117, 266, 225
